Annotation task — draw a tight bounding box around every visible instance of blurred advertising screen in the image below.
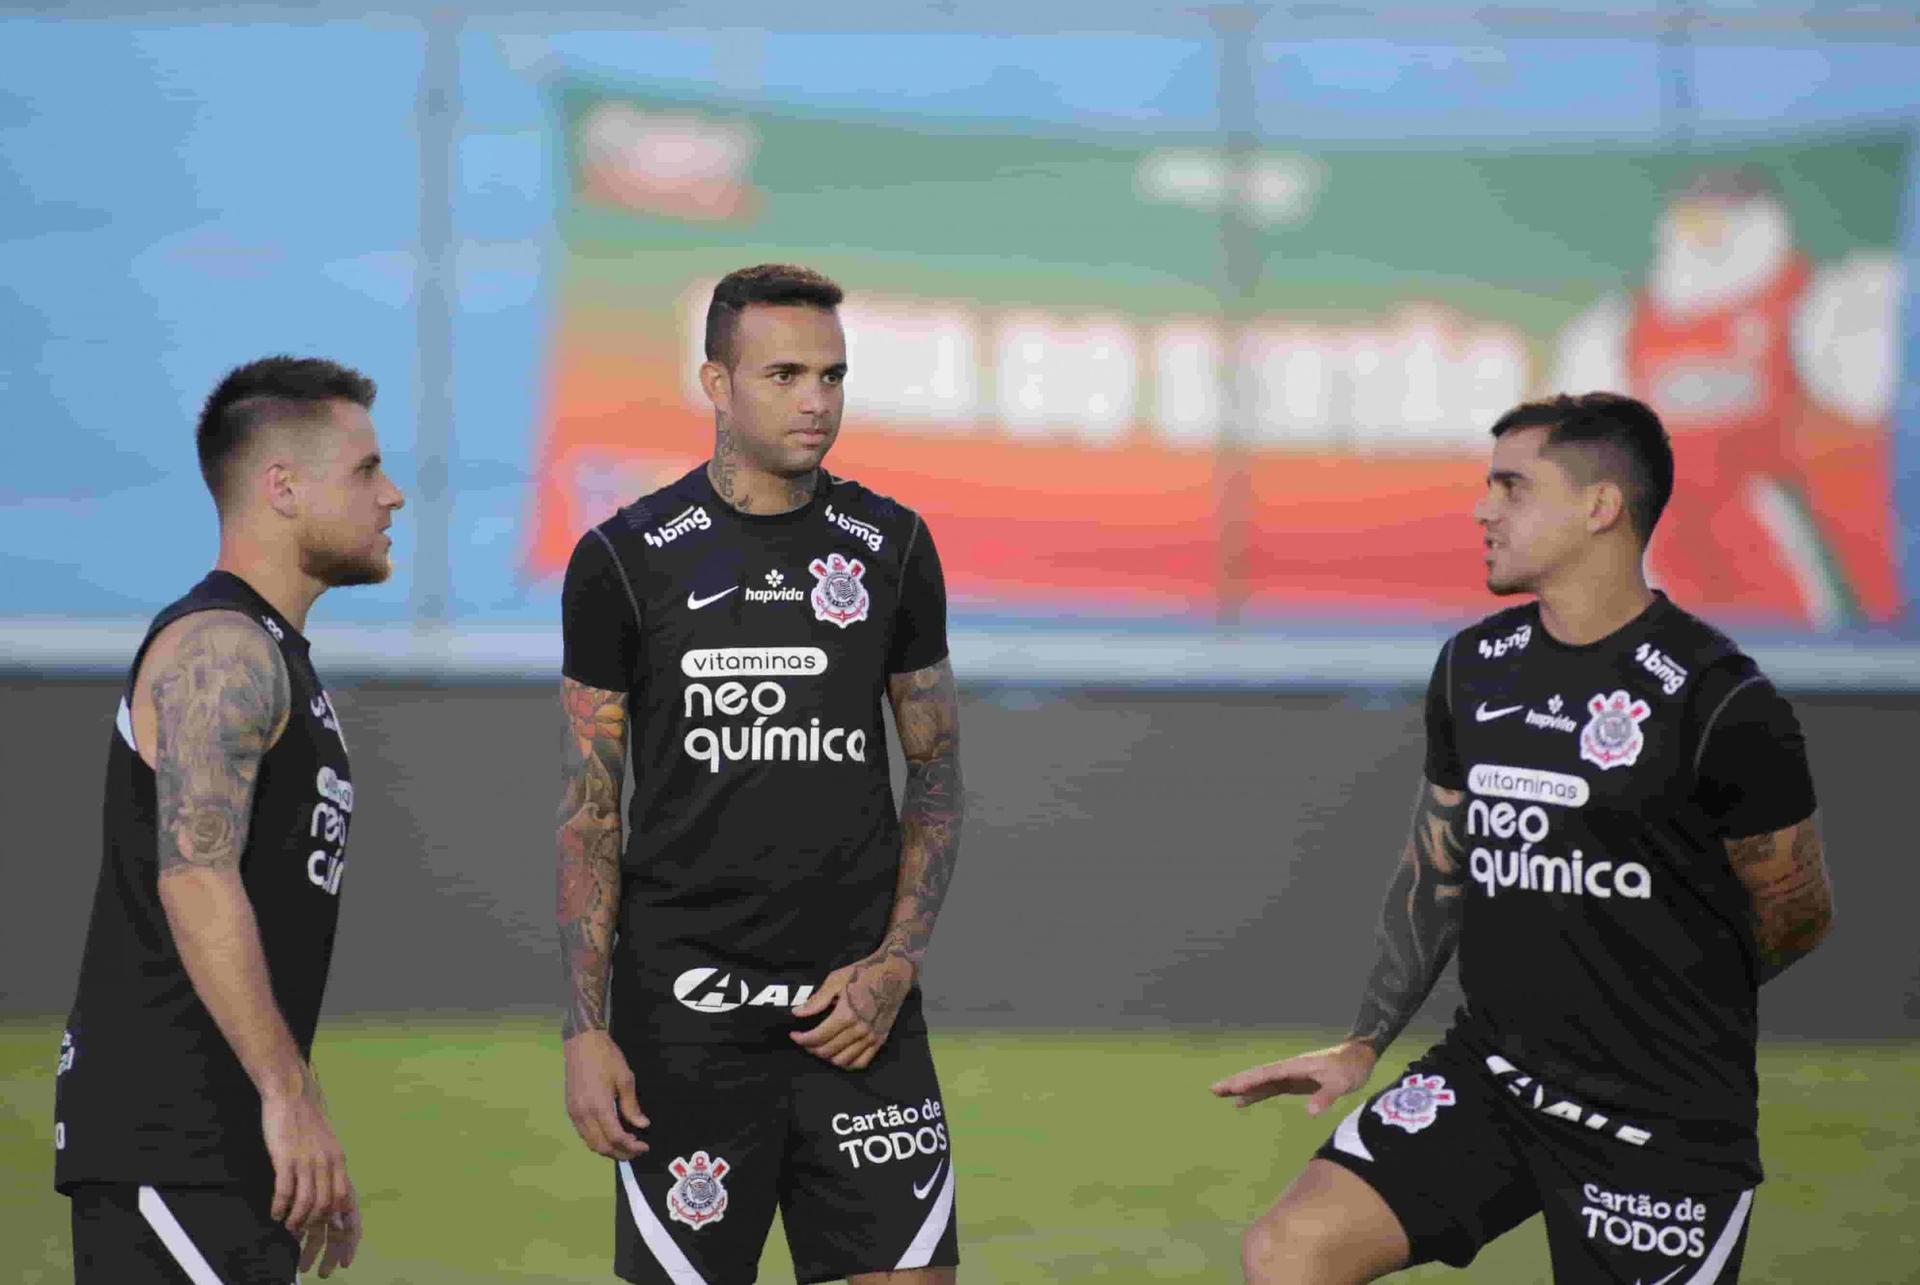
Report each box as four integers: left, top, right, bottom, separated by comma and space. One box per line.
528, 76, 1911, 631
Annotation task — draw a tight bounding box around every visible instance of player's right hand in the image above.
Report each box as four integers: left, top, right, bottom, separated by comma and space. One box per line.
563, 1029, 649, 1160
297, 1174, 362, 1278
262, 1068, 353, 1234
1208, 1039, 1380, 1116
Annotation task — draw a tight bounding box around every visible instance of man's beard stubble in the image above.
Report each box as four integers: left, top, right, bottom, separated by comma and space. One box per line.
301, 542, 390, 588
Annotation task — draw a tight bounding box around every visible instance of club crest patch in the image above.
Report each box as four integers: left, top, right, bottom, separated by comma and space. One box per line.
1580, 689, 1651, 770
665, 1151, 730, 1230
809, 552, 870, 628
1372, 1073, 1456, 1134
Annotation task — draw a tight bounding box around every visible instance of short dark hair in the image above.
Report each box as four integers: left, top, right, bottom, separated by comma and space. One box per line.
196, 356, 376, 507
703, 264, 844, 368
1490, 392, 1674, 545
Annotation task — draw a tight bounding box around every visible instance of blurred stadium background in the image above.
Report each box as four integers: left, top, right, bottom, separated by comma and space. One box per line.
4, 2, 1920, 1280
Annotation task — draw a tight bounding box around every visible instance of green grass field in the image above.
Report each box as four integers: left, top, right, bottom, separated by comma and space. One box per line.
4, 1019, 1916, 1283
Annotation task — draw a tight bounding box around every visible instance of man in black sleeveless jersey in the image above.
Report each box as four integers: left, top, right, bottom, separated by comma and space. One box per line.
55, 356, 405, 1282
1213, 392, 1836, 1284
555, 264, 966, 1285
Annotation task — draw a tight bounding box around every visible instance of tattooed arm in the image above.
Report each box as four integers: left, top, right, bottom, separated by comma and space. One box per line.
792, 658, 964, 1070
1727, 815, 1834, 984
1348, 779, 1470, 1054
557, 677, 648, 1159
144, 611, 353, 1236
557, 678, 628, 1040
1211, 778, 1468, 1114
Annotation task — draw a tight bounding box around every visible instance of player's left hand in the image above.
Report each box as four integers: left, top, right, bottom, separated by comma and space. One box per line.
297, 1173, 362, 1277
790, 951, 915, 1070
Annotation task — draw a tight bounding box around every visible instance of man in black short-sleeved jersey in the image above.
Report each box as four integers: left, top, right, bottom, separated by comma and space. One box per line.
1214, 392, 1836, 1284
554, 264, 966, 1285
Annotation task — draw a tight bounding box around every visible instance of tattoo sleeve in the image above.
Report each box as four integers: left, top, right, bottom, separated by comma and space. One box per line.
557, 678, 629, 1039
149, 612, 309, 1099
1726, 815, 1833, 984
1348, 779, 1469, 1056
151, 612, 291, 875
877, 659, 965, 970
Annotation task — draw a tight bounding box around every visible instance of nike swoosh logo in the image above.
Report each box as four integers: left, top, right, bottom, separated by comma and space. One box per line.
1475, 702, 1523, 722
912, 1156, 946, 1200
1638, 1266, 1688, 1285
687, 586, 739, 610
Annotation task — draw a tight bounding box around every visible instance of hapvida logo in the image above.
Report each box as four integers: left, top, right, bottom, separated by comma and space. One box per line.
745, 567, 805, 604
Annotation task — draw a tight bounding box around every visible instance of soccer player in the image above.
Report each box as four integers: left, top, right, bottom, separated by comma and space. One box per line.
1212, 392, 1835, 1284
556, 264, 966, 1285
54, 356, 404, 1282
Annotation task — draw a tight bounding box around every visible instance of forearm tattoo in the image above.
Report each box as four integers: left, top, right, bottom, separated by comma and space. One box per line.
1349, 780, 1469, 1055
1726, 816, 1833, 983
151, 615, 290, 877
557, 678, 628, 1038
877, 660, 965, 969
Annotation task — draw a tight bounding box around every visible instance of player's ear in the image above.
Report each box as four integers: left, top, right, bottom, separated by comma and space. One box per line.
264, 459, 301, 519
699, 360, 732, 415
1587, 480, 1627, 536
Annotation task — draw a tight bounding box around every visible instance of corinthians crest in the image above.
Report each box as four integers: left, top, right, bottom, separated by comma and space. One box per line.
665, 1151, 730, 1230
1372, 1073, 1456, 1134
809, 552, 870, 628
1580, 689, 1651, 770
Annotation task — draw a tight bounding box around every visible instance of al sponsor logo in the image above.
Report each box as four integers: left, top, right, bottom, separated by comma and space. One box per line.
825, 503, 885, 552
832, 1097, 949, 1172
644, 504, 711, 549
1371, 1074, 1455, 1134
672, 966, 816, 1013
1466, 795, 1651, 902
810, 552, 870, 628
665, 1151, 729, 1230
1485, 1054, 1654, 1147
1580, 690, 1651, 771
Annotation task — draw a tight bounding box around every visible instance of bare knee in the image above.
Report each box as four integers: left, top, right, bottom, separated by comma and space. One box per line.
1242, 1203, 1357, 1284
1241, 1162, 1408, 1285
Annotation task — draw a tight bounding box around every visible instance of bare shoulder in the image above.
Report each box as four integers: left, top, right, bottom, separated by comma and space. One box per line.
134, 610, 292, 763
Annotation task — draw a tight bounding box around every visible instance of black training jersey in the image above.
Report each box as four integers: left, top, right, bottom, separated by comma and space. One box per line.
1424, 591, 1816, 1183
561, 466, 950, 1049
55, 572, 354, 1192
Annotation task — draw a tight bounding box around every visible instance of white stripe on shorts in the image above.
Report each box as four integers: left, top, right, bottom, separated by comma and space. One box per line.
1683, 1188, 1754, 1285
619, 1159, 710, 1284
895, 1157, 957, 1270
136, 1186, 225, 1285
1332, 1100, 1375, 1162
